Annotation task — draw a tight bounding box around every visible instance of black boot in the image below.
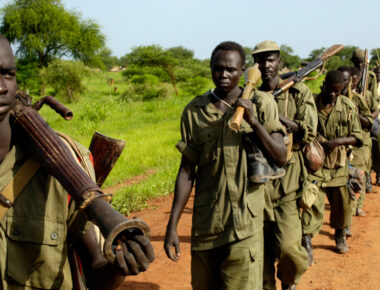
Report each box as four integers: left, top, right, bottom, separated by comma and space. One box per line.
376, 172, 380, 186
301, 234, 313, 266
366, 172, 373, 193
334, 229, 349, 254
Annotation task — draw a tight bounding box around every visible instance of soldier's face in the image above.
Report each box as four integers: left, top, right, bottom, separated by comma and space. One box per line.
351, 75, 359, 89
324, 81, 344, 101
211, 50, 244, 93
0, 38, 17, 122
255, 52, 280, 81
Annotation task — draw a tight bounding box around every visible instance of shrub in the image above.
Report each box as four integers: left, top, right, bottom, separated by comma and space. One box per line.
180, 76, 211, 96
41, 59, 88, 102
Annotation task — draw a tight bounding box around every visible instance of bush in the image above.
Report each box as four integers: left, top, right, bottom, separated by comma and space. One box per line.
180, 76, 211, 96
41, 60, 88, 102
121, 82, 173, 102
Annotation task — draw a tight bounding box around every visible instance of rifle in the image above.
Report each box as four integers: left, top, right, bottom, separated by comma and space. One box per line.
272, 44, 344, 97
10, 93, 150, 266
358, 49, 369, 99
230, 44, 344, 131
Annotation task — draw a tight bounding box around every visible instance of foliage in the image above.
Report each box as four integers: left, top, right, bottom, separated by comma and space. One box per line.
307, 45, 358, 71
280, 44, 301, 69
370, 48, 380, 67
15, 58, 41, 93
121, 45, 179, 94
98, 47, 120, 70
40, 59, 88, 102
0, 0, 105, 68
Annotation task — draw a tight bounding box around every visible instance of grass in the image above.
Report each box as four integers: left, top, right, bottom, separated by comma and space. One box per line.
38, 70, 212, 214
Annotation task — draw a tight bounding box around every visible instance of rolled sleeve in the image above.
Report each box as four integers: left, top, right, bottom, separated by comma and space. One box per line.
176, 140, 198, 164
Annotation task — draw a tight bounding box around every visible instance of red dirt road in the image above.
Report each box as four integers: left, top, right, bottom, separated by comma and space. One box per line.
116, 176, 380, 290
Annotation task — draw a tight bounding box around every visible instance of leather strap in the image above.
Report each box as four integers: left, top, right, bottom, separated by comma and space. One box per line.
0, 157, 40, 220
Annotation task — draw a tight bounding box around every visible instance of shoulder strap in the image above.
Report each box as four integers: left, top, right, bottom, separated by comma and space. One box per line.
0, 157, 40, 220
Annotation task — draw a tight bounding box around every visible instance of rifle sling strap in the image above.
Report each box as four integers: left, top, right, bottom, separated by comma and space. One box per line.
0, 157, 40, 220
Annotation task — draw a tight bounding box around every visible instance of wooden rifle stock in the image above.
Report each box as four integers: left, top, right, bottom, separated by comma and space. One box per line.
230, 64, 261, 131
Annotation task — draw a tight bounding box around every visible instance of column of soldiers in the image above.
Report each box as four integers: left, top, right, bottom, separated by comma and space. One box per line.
166, 41, 379, 290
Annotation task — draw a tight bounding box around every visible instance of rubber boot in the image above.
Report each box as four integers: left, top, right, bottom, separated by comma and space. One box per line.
301, 234, 313, 266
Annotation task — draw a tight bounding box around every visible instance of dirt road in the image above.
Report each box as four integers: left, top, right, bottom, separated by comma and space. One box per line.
116, 175, 380, 290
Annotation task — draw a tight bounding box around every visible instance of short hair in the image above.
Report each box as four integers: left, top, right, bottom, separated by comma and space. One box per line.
325, 70, 344, 85
350, 67, 360, 77
373, 66, 380, 74
210, 41, 246, 67
338, 66, 351, 75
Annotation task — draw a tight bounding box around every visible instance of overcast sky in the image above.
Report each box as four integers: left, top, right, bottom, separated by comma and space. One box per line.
9, 0, 380, 59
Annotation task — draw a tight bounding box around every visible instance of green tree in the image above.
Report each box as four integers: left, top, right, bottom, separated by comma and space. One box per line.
98, 47, 120, 70
280, 44, 301, 70
122, 45, 179, 95
0, 0, 105, 68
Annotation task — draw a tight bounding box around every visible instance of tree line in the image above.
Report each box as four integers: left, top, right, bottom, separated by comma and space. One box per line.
1, 0, 379, 101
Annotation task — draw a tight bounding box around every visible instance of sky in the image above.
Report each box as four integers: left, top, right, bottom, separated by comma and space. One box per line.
11, 0, 380, 60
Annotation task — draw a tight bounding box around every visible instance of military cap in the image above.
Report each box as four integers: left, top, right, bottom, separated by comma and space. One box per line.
351, 49, 365, 60
251, 40, 280, 56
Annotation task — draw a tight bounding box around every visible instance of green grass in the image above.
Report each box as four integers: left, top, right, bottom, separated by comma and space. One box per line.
38, 71, 212, 214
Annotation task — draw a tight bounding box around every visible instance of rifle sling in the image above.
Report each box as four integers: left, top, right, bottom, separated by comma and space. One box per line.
0, 157, 40, 220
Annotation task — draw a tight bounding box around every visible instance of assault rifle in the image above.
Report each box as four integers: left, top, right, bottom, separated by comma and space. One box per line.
231, 44, 344, 130
358, 49, 369, 99
272, 44, 344, 97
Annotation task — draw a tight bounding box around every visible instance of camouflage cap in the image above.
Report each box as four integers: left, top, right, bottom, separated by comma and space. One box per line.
251, 40, 280, 56
351, 49, 365, 60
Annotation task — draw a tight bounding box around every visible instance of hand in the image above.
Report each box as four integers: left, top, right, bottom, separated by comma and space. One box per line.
235, 99, 258, 127
321, 139, 340, 152
114, 234, 155, 276
164, 228, 180, 262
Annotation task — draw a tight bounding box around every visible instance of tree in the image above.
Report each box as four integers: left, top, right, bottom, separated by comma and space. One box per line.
370, 48, 380, 67
123, 45, 179, 95
279, 44, 301, 70
0, 0, 105, 68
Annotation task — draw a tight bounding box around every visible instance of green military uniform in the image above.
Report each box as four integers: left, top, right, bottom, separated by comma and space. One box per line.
177, 89, 284, 290
350, 91, 374, 210
0, 141, 94, 289
302, 95, 363, 236
259, 81, 318, 289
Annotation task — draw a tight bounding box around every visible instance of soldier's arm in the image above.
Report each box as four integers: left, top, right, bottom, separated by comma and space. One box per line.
164, 156, 195, 261
236, 98, 287, 167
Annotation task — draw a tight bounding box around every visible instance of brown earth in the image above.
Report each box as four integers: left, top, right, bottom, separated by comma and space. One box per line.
116, 174, 380, 290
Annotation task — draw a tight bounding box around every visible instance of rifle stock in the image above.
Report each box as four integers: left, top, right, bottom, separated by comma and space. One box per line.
230, 64, 261, 131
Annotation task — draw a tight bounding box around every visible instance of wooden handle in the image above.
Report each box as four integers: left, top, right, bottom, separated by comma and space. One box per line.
230, 64, 261, 132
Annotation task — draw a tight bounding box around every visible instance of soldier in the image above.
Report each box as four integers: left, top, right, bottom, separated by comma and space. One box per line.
164, 41, 287, 290
351, 49, 378, 192
348, 67, 374, 217
302, 70, 363, 254
251, 40, 318, 290
0, 35, 154, 289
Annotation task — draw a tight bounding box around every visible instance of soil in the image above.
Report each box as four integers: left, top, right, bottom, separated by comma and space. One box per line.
115, 173, 380, 290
